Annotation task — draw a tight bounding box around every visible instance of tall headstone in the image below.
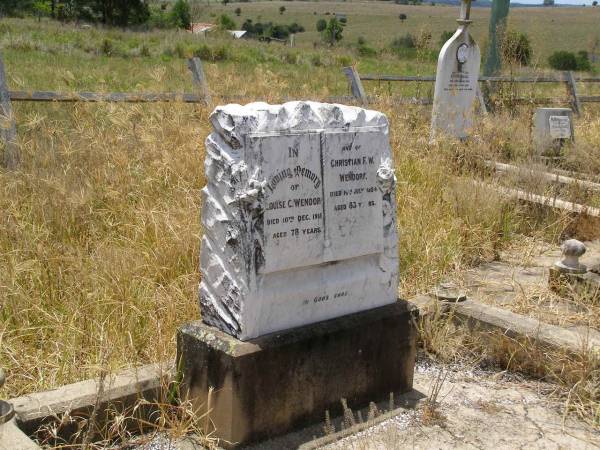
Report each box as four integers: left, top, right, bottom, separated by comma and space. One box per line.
431, 0, 481, 140
200, 101, 398, 340
178, 101, 417, 448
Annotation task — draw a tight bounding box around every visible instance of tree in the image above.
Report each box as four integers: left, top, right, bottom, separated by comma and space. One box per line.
33, 0, 52, 20
593, 1, 598, 6
169, 0, 191, 29
322, 17, 344, 45
91, 0, 150, 26
399, 13, 407, 22
234, 7, 241, 16
217, 13, 236, 30
543, 0, 554, 5
316, 18, 327, 32
502, 31, 532, 66
548, 51, 577, 70
484, 0, 510, 76
279, 6, 285, 14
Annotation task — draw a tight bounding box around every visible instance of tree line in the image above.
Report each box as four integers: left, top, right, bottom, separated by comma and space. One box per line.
0, 0, 193, 28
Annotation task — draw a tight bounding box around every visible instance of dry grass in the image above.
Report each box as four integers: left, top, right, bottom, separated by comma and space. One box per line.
418, 303, 600, 428
1, 14, 600, 444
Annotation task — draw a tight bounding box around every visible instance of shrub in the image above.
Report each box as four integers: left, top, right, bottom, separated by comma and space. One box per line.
336, 55, 352, 66
357, 44, 377, 57
194, 44, 212, 61
194, 44, 230, 62
310, 54, 322, 67
140, 44, 150, 57
217, 14, 236, 30
575, 51, 591, 71
399, 13, 407, 21
322, 18, 344, 45
234, 7, 241, 16
288, 22, 305, 34
548, 50, 578, 71
279, 6, 285, 14
391, 33, 416, 50
283, 51, 299, 64
174, 42, 187, 58
169, 0, 191, 29
502, 30, 532, 66
101, 38, 114, 56
271, 25, 290, 40
357, 36, 366, 46
316, 19, 327, 32
439, 30, 454, 46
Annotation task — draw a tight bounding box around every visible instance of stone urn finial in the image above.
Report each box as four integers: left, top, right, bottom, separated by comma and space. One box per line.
554, 239, 587, 274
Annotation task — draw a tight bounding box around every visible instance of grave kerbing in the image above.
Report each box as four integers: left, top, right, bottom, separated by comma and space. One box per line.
431, 0, 481, 140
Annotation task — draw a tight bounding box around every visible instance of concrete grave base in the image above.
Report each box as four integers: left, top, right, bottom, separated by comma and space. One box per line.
176, 301, 417, 449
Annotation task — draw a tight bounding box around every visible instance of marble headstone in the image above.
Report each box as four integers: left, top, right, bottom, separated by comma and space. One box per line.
532, 108, 574, 156
200, 101, 399, 340
431, 2, 481, 140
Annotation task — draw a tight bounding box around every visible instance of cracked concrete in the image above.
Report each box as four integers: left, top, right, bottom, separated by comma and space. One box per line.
321, 359, 600, 450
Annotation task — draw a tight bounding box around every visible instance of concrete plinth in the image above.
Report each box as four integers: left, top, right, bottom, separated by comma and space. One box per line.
176, 301, 417, 449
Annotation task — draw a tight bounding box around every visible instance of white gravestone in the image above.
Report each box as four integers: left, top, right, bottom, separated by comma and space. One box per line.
200, 101, 399, 340
532, 107, 574, 156
431, 0, 481, 140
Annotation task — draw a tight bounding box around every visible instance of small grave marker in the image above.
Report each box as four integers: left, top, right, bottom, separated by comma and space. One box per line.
532, 107, 574, 156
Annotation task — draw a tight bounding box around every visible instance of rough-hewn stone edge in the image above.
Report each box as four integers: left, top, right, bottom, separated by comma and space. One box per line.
450, 299, 600, 356
209, 101, 389, 148
10, 362, 173, 435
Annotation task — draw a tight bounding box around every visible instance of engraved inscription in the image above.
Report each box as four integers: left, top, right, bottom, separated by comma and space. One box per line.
322, 130, 384, 261
549, 116, 571, 139
251, 128, 386, 274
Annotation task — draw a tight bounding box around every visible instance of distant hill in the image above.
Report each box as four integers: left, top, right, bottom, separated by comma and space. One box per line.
424, 0, 588, 7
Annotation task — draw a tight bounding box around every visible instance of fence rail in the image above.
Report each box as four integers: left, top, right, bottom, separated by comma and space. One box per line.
359, 74, 600, 83
8, 91, 205, 103
344, 67, 600, 113
2, 51, 600, 170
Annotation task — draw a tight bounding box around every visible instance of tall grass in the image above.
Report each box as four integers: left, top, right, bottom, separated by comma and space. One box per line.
1, 17, 599, 416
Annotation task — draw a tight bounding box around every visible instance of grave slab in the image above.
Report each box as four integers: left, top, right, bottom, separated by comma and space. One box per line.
177, 301, 417, 449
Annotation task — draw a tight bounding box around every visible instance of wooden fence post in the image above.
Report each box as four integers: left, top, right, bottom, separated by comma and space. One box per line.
564, 71, 581, 117
187, 57, 211, 105
343, 66, 368, 104
476, 83, 488, 116
0, 53, 20, 170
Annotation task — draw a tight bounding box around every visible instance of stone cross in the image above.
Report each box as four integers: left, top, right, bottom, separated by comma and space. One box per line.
199, 101, 399, 340
431, 0, 481, 140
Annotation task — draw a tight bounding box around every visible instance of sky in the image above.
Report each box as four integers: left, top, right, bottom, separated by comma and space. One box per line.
513, 0, 596, 4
